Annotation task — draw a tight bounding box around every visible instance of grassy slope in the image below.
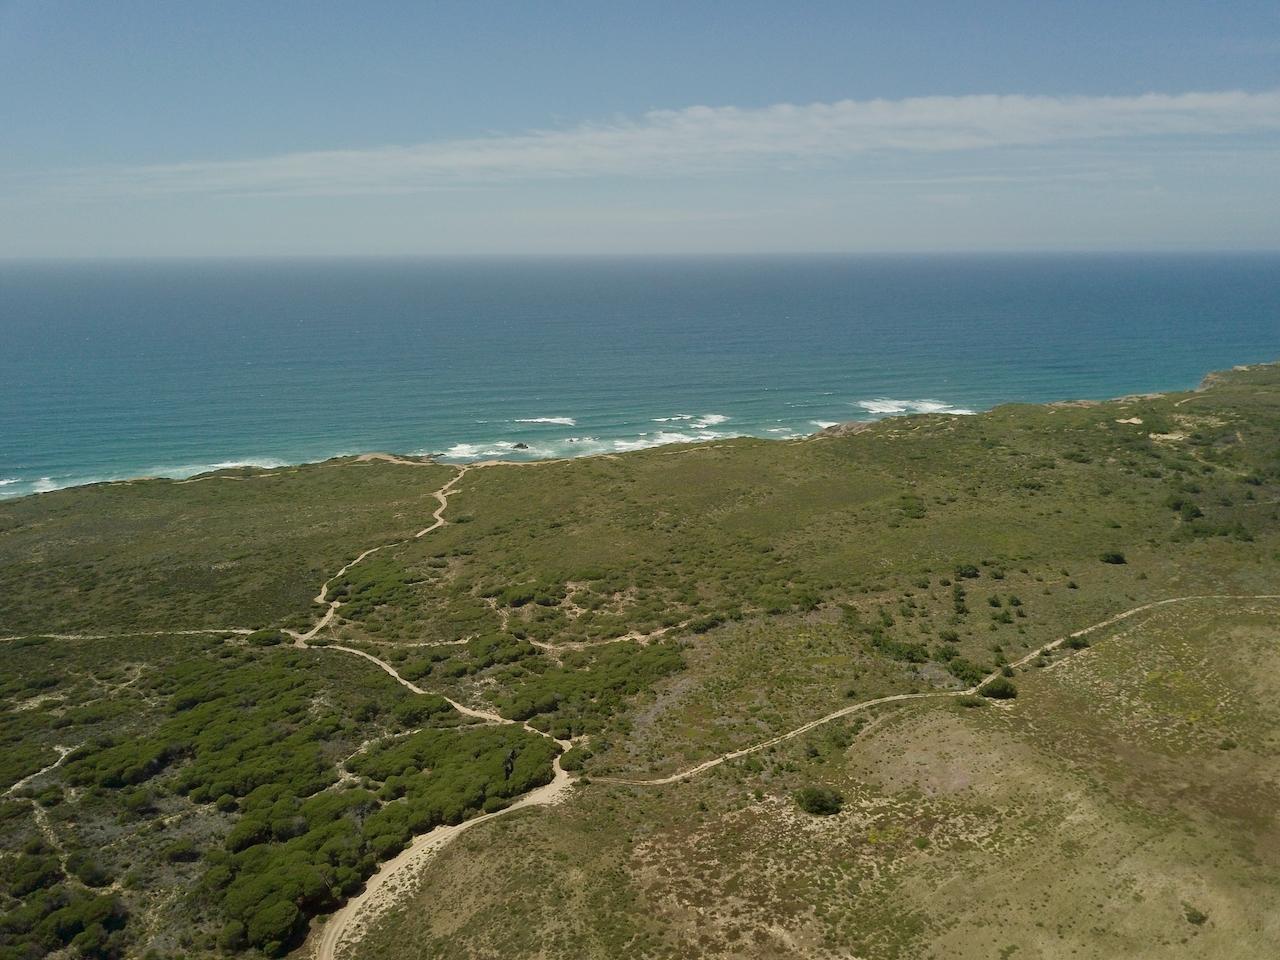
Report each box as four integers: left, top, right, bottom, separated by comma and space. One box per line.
2, 362, 1279, 959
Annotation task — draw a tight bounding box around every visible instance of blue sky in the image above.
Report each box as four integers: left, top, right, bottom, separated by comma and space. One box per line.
2, 1, 1279, 256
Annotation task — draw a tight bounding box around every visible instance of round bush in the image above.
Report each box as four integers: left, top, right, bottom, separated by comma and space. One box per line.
794, 786, 844, 816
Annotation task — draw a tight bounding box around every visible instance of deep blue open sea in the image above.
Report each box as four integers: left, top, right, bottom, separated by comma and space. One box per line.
2, 254, 1278, 499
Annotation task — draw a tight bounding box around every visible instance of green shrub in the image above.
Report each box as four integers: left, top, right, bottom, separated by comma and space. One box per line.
559, 745, 592, 771
1100, 551, 1126, 564
794, 786, 844, 816
162, 839, 201, 863
947, 658, 986, 686
67, 853, 112, 888
1183, 903, 1208, 926
980, 676, 1018, 699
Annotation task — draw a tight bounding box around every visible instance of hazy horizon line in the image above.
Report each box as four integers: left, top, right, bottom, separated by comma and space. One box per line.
4, 247, 1280, 264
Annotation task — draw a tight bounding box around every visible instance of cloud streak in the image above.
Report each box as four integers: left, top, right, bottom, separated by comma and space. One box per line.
46, 89, 1280, 198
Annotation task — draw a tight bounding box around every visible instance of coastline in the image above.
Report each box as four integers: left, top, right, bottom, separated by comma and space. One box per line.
6, 254, 1279, 504
7, 362, 1273, 503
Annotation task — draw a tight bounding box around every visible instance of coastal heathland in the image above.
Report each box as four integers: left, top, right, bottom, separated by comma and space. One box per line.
3, 363, 1279, 959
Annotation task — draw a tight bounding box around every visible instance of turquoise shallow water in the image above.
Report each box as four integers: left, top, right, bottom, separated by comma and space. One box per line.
2, 254, 1278, 499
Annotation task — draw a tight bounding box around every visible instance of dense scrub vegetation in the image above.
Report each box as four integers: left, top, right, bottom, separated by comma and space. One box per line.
494, 641, 684, 737
0, 634, 558, 958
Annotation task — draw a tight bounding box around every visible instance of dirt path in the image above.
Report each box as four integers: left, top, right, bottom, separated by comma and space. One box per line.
314, 750, 573, 960
526, 619, 689, 653
294, 467, 469, 642
1, 628, 253, 644
598, 593, 1280, 786
299, 633, 576, 960
312, 592, 1278, 959
288, 461, 579, 960
4, 745, 72, 798
294, 639, 506, 723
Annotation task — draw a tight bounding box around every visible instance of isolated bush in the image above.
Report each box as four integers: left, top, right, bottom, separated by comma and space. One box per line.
794, 786, 844, 816
162, 839, 201, 863
1100, 551, 1126, 564
1183, 903, 1208, 926
67, 852, 112, 888
980, 676, 1018, 699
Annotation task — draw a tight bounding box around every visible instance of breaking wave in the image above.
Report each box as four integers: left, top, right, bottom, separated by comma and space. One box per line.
856, 398, 976, 416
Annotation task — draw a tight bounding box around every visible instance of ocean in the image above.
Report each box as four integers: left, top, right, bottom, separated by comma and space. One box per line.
2, 254, 1278, 499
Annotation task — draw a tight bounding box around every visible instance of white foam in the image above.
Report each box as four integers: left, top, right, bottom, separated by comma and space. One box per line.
856, 398, 976, 416
514, 417, 576, 426
810, 420, 839, 429
652, 414, 694, 422
443, 443, 485, 459
443, 440, 561, 461
612, 430, 724, 452
690, 413, 729, 428
0, 478, 19, 487
32, 477, 59, 493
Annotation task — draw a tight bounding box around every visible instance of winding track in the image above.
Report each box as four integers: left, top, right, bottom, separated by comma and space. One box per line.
297, 467, 471, 642
307, 590, 1280, 960
597, 593, 1280, 786
4, 745, 72, 798
278, 464, 575, 960
5, 458, 1279, 959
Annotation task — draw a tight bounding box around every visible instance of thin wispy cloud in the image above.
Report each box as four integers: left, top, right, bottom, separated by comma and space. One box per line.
37, 89, 1280, 199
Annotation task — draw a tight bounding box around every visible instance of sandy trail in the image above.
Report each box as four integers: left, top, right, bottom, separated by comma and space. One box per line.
3, 465, 471, 647
526, 619, 689, 653
5, 745, 72, 798
598, 593, 1280, 786
294, 638, 505, 724
314, 750, 573, 960
299, 633, 575, 960
1, 628, 253, 643
296, 467, 469, 642
314, 592, 1279, 959
290, 459, 577, 960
